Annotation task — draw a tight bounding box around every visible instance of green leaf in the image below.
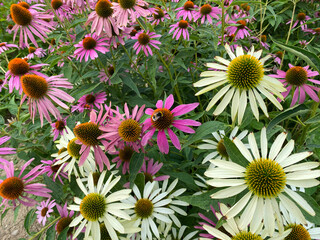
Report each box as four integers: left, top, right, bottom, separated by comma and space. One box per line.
296, 192, 320, 225
1, 208, 9, 226
134, 173, 145, 194
216, 218, 227, 229
44, 176, 64, 202
14, 205, 20, 223
121, 75, 142, 98
57, 226, 69, 240
305, 113, 320, 124
45, 223, 56, 240
184, 121, 226, 146
71, 82, 101, 100
129, 152, 144, 188
266, 104, 308, 132
224, 137, 248, 167
24, 209, 36, 235
167, 172, 198, 191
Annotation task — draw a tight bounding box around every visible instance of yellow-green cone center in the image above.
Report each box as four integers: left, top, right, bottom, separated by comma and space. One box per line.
80, 193, 106, 221
74, 122, 102, 146
67, 138, 82, 159
245, 158, 286, 198
119, 0, 136, 9
285, 66, 308, 86
284, 224, 311, 240
231, 231, 263, 240
135, 198, 153, 218
227, 55, 264, 90
56, 217, 73, 235
119, 146, 134, 162
118, 119, 141, 142
217, 139, 228, 158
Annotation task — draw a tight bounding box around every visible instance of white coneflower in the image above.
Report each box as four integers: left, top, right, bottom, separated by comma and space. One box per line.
194, 44, 286, 124
204, 128, 320, 237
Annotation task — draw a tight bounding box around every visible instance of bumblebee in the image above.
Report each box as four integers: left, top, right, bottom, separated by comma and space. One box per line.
152, 111, 163, 122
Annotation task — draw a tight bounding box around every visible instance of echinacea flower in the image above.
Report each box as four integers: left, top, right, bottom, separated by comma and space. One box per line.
193, 4, 221, 24
36, 198, 56, 226
27, 47, 46, 59
169, 20, 194, 40
139, 158, 169, 183
0, 136, 16, 156
20, 74, 74, 126
49, 0, 72, 21
287, 12, 311, 30
99, 66, 114, 85
10, 3, 55, 47
111, 146, 136, 174
74, 33, 109, 62
204, 128, 320, 236
141, 94, 200, 154
269, 64, 320, 106
149, 7, 170, 25
51, 116, 68, 141
40, 159, 68, 184
175, 1, 198, 21
72, 91, 107, 113
194, 44, 286, 124
0, 158, 52, 210
55, 202, 75, 239
0, 42, 18, 54
163, 226, 198, 240
132, 31, 161, 56
226, 19, 251, 40
68, 172, 132, 240
252, 35, 270, 50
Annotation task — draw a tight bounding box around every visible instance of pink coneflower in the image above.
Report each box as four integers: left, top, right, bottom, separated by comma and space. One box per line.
139, 158, 169, 183
0, 136, 16, 156
49, 0, 72, 21
304, 27, 320, 35
5, 58, 47, 93
0, 158, 52, 210
51, 116, 68, 141
107, 26, 132, 48
195, 205, 217, 238
287, 12, 311, 30
149, 7, 170, 25
55, 202, 75, 239
73, 108, 111, 171
86, 0, 118, 37
20, 74, 74, 126
74, 33, 109, 62
111, 145, 136, 174
40, 159, 68, 184
169, 20, 194, 40
27, 47, 46, 59
193, 4, 221, 24
99, 103, 145, 152
71, 91, 107, 113
226, 19, 251, 40
300, 40, 308, 47
269, 64, 320, 106
132, 31, 161, 56
0, 42, 18, 54
0, 79, 6, 92
36, 198, 56, 226
98, 66, 114, 85
252, 35, 269, 49
141, 94, 201, 154
176, 1, 198, 21
272, 51, 283, 64
10, 3, 55, 47
112, 0, 149, 26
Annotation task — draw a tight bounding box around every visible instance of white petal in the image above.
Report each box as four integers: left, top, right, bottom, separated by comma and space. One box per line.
239, 195, 258, 230
153, 212, 171, 223
248, 132, 260, 160
253, 50, 262, 59
215, 56, 231, 66
253, 88, 269, 117
231, 88, 240, 122
209, 159, 246, 172
233, 137, 253, 162
284, 188, 315, 215
284, 162, 319, 172
236, 46, 244, 57
193, 76, 227, 87
148, 217, 159, 238
225, 44, 236, 60
206, 178, 246, 187
203, 225, 231, 240
264, 198, 275, 236
205, 84, 231, 110
69, 214, 83, 227
276, 140, 294, 164
287, 179, 320, 188
200, 70, 227, 77
106, 214, 125, 233
196, 80, 228, 96
250, 197, 264, 234
213, 88, 235, 115
211, 185, 247, 199
205, 168, 245, 178
286, 170, 320, 180
248, 89, 259, 120
269, 132, 287, 160
260, 127, 268, 158
278, 193, 306, 224
237, 90, 247, 124
206, 63, 228, 70
226, 191, 252, 218
281, 152, 313, 168
257, 85, 283, 110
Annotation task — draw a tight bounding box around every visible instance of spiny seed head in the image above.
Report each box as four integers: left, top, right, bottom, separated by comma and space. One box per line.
67, 138, 82, 159
200, 4, 212, 15
55, 120, 65, 131
183, 1, 194, 10
83, 37, 97, 50
95, 0, 113, 18
51, 39, 56, 45
8, 58, 29, 76
100, 223, 112, 240
119, 146, 134, 162
260, 35, 267, 42
80, 193, 106, 221
119, 0, 136, 9
284, 224, 311, 240
231, 231, 263, 240
21, 75, 48, 99
8, 24, 14, 30
228, 34, 235, 42
130, 29, 138, 36
245, 158, 286, 198
178, 20, 188, 29
276, 51, 283, 58
227, 54, 264, 90
297, 12, 306, 21
237, 20, 246, 29
151, 108, 174, 130
285, 66, 308, 86
41, 207, 49, 217
51, 0, 63, 10
154, 7, 164, 19
56, 217, 73, 235
217, 139, 228, 158
0, 177, 24, 200
18, 2, 30, 9
74, 122, 102, 146
10, 4, 32, 26
138, 33, 150, 45
315, 28, 320, 33
50, 163, 61, 172
28, 47, 36, 53
92, 172, 100, 186
135, 198, 153, 218
118, 119, 141, 142
85, 94, 96, 104
144, 173, 153, 183
108, 66, 114, 75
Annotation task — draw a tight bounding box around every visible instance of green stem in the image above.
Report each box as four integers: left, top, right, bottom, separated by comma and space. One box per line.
29, 217, 61, 240
220, 0, 226, 46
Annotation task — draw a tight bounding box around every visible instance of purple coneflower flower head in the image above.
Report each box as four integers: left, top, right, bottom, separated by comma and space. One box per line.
287, 12, 311, 30
269, 64, 320, 106
193, 4, 221, 24
139, 158, 169, 183
10, 3, 55, 47
252, 35, 269, 50
51, 116, 68, 141
49, 0, 72, 21
107, 26, 132, 48
55, 202, 75, 239
175, 1, 198, 21
142, 94, 201, 154
40, 159, 68, 184
226, 19, 251, 40
86, 0, 118, 37
27, 47, 46, 59
36, 198, 56, 226
20, 74, 74, 126
112, 0, 149, 27
72, 91, 107, 113
0, 158, 52, 210
169, 20, 194, 41
0, 42, 18, 54
0, 136, 16, 155
272, 51, 283, 64
5, 58, 47, 93
304, 27, 320, 35
132, 31, 161, 56
74, 33, 109, 62
300, 40, 308, 47
149, 7, 170, 25
195, 205, 217, 238
111, 145, 136, 174
98, 66, 114, 85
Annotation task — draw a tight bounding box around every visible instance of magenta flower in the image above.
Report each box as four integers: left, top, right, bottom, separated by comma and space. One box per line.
175, 1, 198, 21
40, 159, 68, 184
98, 66, 114, 85
0, 158, 52, 210
55, 202, 75, 239
226, 19, 251, 40
169, 20, 194, 40
111, 145, 136, 174
149, 7, 170, 25
0, 136, 16, 155
49, 0, 72, 21
27, 47, 46, 59
269, 64, 320, 106
287, 12, 311, 30
251, 35, 269, 50
132, 31, 161, 56
71, 91, 107, 113
195, 205, 217, 238
0, 42, 18, 54
142, 94, 200, 154
10, 3, 55, 47
193, 4, 221, 24
51, 116, 68, 141
106, 27, 132, 49
74, 33, 109, 62
36, 198, 56, 226
139, 158, 169, 182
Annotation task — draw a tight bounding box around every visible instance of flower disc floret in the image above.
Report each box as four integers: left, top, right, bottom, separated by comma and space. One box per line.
284, 224, 311, 240
237, 20, 246, 29
297, 13, 306, 21
200, 4, 212, 15
260, 35, 267, 42
80, 193, 106, 221
119, 0, 136, 9
85, 94, 96, 104
51, 0, 63, 10
41, 207, 49, 217
217, 139, 228, 158
55, 120, 65, 131
285, 66, 308, 86
0, 177, 24, 200
56, 217, 73, 235
21, 75, 48, 99
119, 146, 134, 162
95, 0, 114, 18
245, 158, 286, 198
137, 33, 150, 45
74, 123, 102, 146
151, 108, 174, 130
154, 7, 164, 19
135, 198, 153, 218
10, 4, 32, 26
227, 55, 264, 90
8, 58, 30, 76
28, 47, 36, 53
183, 1, 194, 10
231, 231, 263, 240
18, 2, 30, 9
67, 138, 82, 159
118, 119, 141, 142
178, 20, 188, 29
82, 37, 97, 50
